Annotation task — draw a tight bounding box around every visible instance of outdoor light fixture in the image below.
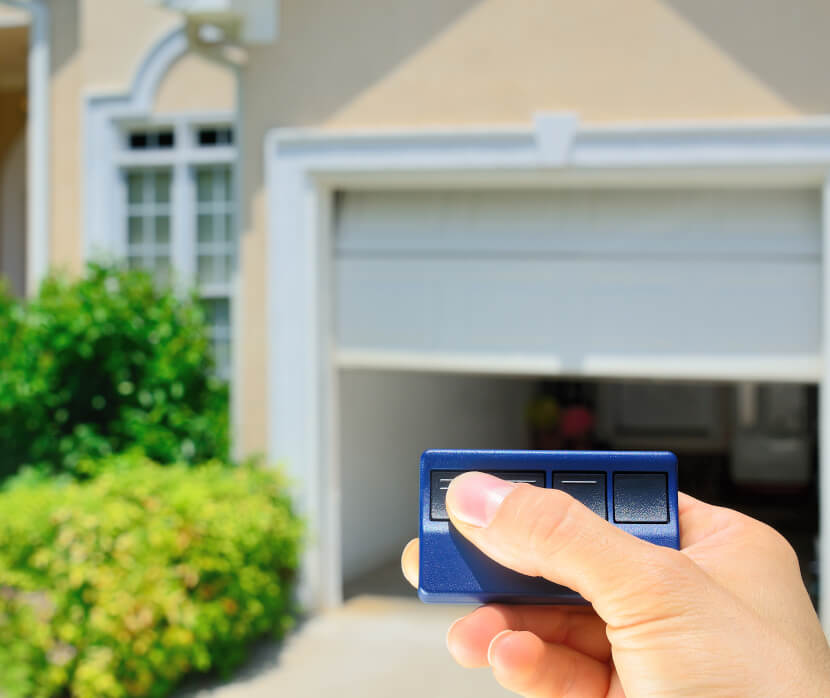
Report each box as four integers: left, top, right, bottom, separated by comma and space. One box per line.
197, 22, 225, 44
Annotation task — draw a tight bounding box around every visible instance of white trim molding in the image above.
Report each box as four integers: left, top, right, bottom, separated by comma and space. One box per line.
3, 0, 50, 296
265, 113, 830, 612
83, 25, 189, 259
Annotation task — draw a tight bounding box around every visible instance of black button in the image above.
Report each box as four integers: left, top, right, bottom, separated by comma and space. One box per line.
613, 473, 669, 523
430, 471, 545, 521
553, 472, 607, 519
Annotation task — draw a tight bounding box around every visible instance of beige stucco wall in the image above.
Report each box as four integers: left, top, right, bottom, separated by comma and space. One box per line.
154, 52, 236, 115
237, 0, 830, 455
80, 0, 181, 93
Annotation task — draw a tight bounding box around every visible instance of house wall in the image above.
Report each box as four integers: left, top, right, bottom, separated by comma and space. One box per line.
45, 0, 229, 277
338, 369, 533, 581
34, 0, 830, 457
153, 52, 236, 115
237, 0, 830, 456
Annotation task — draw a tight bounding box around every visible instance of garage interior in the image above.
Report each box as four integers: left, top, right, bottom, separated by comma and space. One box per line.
340, 371, 819, 607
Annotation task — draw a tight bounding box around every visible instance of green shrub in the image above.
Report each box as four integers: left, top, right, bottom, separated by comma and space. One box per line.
0, 263, 229, 480
0, 455, 303, 698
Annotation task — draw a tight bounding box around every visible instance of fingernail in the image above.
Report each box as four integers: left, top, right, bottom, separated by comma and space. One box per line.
487, 629, 513, 666
447, 472, 516, 528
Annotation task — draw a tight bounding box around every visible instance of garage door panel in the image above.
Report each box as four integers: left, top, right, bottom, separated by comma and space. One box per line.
336, 257, 820, 360
337, 189, 820, 258
335, 189, 820, 378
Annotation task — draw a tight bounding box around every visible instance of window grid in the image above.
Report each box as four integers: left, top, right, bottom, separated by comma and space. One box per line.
126, 169, 172, 285
122, 124, 236, 381
195, 164, 235, 289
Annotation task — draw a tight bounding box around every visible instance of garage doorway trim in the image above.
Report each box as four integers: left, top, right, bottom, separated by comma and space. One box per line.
265, 113, 830, 621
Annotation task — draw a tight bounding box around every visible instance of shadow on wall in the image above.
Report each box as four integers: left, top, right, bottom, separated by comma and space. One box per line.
663, 0, 830, 113
52, 0, 80, 74
244, 0, 484, 126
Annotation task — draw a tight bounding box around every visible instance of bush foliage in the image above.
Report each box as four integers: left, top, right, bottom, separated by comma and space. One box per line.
0, 456, 303, 697
0, 264, 229, 480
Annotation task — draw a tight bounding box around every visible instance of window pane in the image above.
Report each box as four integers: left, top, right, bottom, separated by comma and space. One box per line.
125, 167, 172, 281
204, 298, 230, 328
154, 257, 171, 284
197, 127, 234, 147
197, 255, 215, 284
128, 216, 144, 244
199, 129, 218, 146
197, 170, 213, 202
157, 131, 175, 148
128, 130, 174, 151
223, 213, 234, 242
214, 340, 230, 380
155, 216, 170, 244
127, 174, 143, 204
202, 298, 231, 379
129, 133, 148, 150
197, 214, 213, 242
154, 172, 171, 204
218, 168, 232, 201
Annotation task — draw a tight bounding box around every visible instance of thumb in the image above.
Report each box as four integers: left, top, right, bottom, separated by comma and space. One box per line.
446, 472, 702, 626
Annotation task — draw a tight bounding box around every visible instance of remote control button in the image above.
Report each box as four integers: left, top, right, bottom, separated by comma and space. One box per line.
430, 471, 545, 521
552, 472, 607, 519
613, 473, 669, 523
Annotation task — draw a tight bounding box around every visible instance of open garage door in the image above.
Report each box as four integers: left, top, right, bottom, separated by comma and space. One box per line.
335, 188, 821, 380
333, 186, 822, 597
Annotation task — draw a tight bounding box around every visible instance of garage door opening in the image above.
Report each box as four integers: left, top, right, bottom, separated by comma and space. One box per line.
339, 370, 819, 606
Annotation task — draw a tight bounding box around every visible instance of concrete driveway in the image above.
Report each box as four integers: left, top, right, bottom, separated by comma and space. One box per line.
177, 595, 513, 698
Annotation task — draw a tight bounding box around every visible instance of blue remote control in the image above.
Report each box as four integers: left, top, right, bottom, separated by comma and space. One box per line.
418, 450, 679, 604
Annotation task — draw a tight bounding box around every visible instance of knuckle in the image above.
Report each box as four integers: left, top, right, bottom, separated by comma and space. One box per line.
739, 516, 799, 568
522, 489, 578, 561
763, 526, 800, 568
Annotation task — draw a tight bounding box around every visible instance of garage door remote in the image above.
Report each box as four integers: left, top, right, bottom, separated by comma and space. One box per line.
419, 450, 679, 604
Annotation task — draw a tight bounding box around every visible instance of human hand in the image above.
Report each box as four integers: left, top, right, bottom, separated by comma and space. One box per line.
401, 471, 830, 697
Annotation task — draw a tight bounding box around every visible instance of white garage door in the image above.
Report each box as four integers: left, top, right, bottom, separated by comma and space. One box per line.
335, 188, 821, 380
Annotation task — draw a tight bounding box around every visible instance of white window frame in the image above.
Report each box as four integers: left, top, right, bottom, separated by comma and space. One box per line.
113, 114, 237, 296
